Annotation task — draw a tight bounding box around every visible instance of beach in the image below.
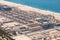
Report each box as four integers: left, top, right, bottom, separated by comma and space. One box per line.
0, 0, 4, 1
0, 0, 60, 20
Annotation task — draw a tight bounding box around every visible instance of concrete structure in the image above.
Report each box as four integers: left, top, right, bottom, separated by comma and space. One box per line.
0, 4, 60, 40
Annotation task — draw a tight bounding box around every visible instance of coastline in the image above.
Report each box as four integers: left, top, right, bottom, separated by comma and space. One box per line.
0, 1, 60, 20
0, 0, 4, 1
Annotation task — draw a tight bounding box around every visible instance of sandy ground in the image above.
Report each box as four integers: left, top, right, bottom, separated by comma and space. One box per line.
12, 35, 31, 40
0, 0, 4, 1
0, 1, 60, 20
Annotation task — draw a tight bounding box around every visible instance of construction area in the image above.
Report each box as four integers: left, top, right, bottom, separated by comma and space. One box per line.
0, 4, 60, 40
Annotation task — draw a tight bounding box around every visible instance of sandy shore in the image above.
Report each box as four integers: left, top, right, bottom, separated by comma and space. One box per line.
0, 1, 60, 20
0, 0, 4, 1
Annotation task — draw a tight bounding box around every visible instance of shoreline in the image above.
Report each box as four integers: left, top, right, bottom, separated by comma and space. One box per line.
3, 1, 60, 14
5, 0, 60, 14
0, 1, 60, 20
0, 0, 4, 1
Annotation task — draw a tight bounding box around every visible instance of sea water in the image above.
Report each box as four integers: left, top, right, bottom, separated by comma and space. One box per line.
6, 0, 60, 13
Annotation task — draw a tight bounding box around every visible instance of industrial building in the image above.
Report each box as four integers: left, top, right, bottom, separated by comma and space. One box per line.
0, 4, 60, 40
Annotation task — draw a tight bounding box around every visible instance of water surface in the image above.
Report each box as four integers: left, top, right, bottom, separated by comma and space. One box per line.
6, 0, 60, 13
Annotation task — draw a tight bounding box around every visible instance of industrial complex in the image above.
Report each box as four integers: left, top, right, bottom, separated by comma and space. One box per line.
0, 4, 60, 40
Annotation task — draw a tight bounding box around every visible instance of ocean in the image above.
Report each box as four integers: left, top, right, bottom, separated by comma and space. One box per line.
6, 0, 60, 13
